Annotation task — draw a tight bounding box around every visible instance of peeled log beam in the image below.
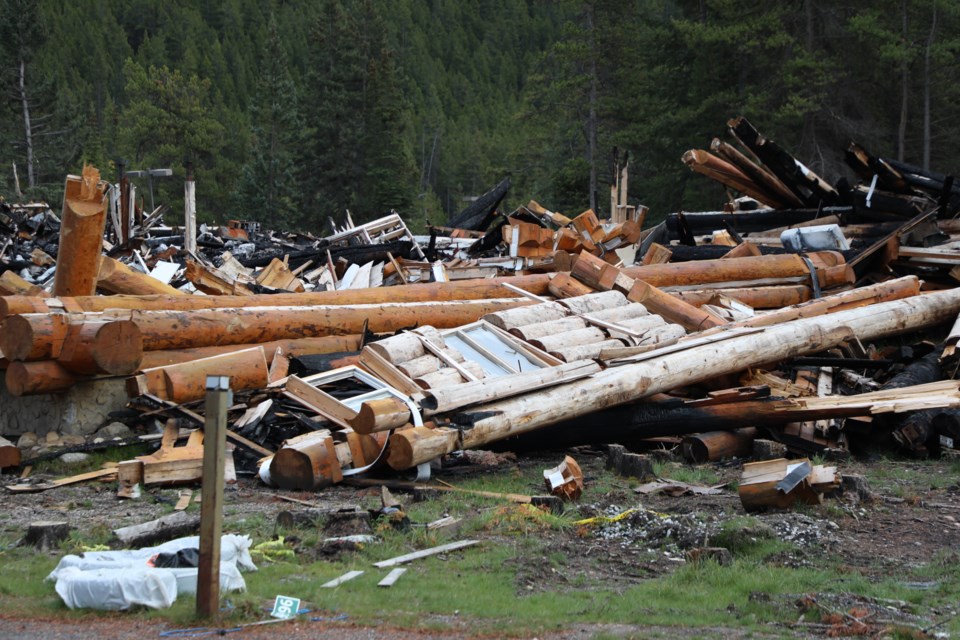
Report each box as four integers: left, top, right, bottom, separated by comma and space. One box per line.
98, 256, 185, 296
139, 335, 362, 369
16, 300, 526, 355
267, 431, 343, 490
627, 280, 721, 332
641, 251, 852, 289
1, 273, 558, 318
1, 253, 851, 320
162, 347, 269, 403
551, 339, 625, 362
0, 313, 70, 360
672, 285, 810, 309
421, 360, 601, 416
485, 302, 569, 331
387, 427, 459, 471
52, 167, 108, 297
493, 382, 960, 452
130, 347, 270, 402
711, 138, 804, 208
349, 397, 412, 434
512, 317, 587, 341
387, 287, 960, 468
548, 273, 595, 298
557, 291, 629, 314
366, 328, 446, 364
1, 315, 141, 374
6, 360, 77, 396
0, 435, 21, 468
682, 149, 790, 209
531, 327, 606, 353
56, 319, 142, 375
581, 303, 650, 322
0, 271, 49, 297
707, 276, 920, 334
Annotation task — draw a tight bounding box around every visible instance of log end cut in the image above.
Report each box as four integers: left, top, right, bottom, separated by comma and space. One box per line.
92, 320, 144, 374
5, 360, 77, 396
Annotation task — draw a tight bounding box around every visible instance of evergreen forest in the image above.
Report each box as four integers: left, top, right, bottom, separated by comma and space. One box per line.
1, 0, 958, 232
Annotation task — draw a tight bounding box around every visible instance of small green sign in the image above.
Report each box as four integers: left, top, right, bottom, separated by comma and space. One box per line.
271, 595, 301, 619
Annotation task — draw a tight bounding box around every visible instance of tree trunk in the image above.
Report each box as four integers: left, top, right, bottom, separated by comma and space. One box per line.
585, 4, 598, 213
898, 0, 909, 163
923, 3, 938, 171
18, 60, 34, 188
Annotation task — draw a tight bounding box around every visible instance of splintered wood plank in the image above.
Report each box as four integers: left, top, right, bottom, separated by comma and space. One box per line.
284, 375, 358, 428
321, 570, 364, 588
372, 540, 479, 568
5, 465, 118, 493
378, 568, 407, 587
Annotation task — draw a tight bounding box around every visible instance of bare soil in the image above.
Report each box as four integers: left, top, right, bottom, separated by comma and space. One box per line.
1, 448, 959, 638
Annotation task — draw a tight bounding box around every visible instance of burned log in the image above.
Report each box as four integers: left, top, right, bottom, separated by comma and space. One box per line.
447, 177, 511, 231
664, 207, 851, 237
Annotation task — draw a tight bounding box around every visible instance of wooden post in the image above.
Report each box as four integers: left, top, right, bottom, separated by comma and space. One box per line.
197, 375, 230, 619
184, 162, 197, 255
52, 166, 108, 297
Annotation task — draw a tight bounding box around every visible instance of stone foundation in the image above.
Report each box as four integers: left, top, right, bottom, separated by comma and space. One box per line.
0, 375, 130, 437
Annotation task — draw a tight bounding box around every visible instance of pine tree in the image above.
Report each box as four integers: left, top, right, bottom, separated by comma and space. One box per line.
0, 0, 56, 193
117, 59, 227, 219
231, 14, 301, 229
299, 0, 415, 228
298, 0, 365, 230
354, 0, 415, 218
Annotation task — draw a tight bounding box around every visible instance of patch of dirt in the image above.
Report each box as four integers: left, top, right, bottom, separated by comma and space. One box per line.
3, 448, 960, 636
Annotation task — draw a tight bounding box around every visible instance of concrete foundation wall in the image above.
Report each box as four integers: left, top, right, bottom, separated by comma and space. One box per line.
0, 375, 130, 437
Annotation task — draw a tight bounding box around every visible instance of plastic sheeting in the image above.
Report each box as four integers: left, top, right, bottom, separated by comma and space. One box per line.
47, 534, 256, 610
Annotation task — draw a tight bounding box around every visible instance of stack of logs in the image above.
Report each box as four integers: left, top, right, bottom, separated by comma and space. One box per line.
1, 247, 853, 399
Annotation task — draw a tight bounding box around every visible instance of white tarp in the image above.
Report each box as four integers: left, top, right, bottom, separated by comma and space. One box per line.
47, 534, 256, 610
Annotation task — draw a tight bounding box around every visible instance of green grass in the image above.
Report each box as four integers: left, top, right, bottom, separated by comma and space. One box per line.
2, 456, 959, 637
652, 461, 723, 486
30, 443, 154, 477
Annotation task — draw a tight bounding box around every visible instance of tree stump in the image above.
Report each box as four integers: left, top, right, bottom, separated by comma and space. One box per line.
323, 511, 373, 538
606, 444, 655, 480
23, 521, 72, 551
751, 439, 787, 460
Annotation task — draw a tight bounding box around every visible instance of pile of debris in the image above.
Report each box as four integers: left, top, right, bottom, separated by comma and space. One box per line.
4, 117, 960, 514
